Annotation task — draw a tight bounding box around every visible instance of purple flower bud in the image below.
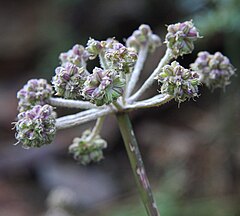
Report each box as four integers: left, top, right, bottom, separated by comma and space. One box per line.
17, 79, 53, 113
14, 105, 56, 148
190, 51, 235, 90
82, 67, 125, 106
59, 44, 89, 67
165, 20, 200, 57
126, 24, 162, 53
52, 63, 88, 99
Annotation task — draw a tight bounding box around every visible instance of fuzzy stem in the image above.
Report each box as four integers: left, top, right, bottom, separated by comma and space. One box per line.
86, 116, 106, 142
48, 97, 96, 109
125, 94, 173, 111
128, 49, 172, 103
125, 45, 149, 98
56, 107, 114, 130
57, 108, 99, 123
116, 113, 160, 216
99, 51, 108, 69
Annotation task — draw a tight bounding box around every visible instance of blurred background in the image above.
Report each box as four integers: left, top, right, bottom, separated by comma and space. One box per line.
0, 0, 240, 215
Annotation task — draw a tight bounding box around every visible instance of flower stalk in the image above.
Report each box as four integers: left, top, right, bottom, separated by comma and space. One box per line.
116, 112, 160, 216
125, 44, 149, 98
128, 48, 172, 103
48, 97, 97, 109
56, 107, 113, 130
86, 116, 106, 142
125, 94, 173, 111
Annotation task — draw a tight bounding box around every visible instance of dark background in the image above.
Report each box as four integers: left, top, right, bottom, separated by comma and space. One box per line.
0, 0, 240, 215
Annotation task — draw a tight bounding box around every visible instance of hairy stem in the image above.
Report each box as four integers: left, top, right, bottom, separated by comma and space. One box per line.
99, 51, 108, 69
48, 97, 96, 109
125, 94, 173, 111
56, 107, 114, 130
86, 116, 106, 142
128, 49, 172, 103
125, 45, 149, 98
116, 113, 160, 216
57, 108, 99, 122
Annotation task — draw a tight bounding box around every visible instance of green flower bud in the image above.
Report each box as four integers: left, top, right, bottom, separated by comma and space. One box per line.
69, 130, 107, 165
190, 51, 236, 90
17, 79, 53, 113
14, 105, 56, 149
86, 38, 103, 60
126, 24, 162, 52
165, 20, 200, 57
82, 67, 125, 106
52, 63, 88, 99
156, 61, 200, 103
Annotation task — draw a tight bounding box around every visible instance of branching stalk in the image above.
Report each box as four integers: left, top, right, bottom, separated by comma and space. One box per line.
56, 107, 113, 130
86, 116, 106, 142
116, 113, 160, 216
125, 94, 173, 111
48, 97, 96, 109
57, 108, 99, 123
125, 45, 149, 98
128, 49, 172, 102
113, 100, 124, 111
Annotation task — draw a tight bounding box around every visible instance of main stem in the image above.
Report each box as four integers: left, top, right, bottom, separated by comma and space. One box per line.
116, 112, 160, 216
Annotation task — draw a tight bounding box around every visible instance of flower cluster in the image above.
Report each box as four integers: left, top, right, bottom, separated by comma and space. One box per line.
103, 38, 137, 74
87, 38, 137, 74
52, 38, 137, 103
165, 20, 200, 57
52, 63, 88, 99
14, 105, 56, 149
190, 51, 235, 90
69, 130, 107, 165
13, 21, 236, 171
59, 44, 89, 68
17, 79, 53, 113
156, 61, 200, 103
126, 24, 162, 52
83, 67, 125, 106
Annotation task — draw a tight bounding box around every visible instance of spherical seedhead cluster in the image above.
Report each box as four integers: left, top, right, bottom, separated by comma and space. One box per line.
14, 105, 56, 149
52, 63, 88, 99
82, 67, 125, 106
126, 24, 162, 52
165, 20, 200, 58
104, 38, 138, 74
17, 79, 53, 113
59, 44, 89, 67
190, 51, 235, 90
157, 61, 200, 103
69, 130, 107, 165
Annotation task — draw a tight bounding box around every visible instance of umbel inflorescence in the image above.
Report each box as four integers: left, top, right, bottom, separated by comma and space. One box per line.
13, 20, 236, 216
14, 21, 235, 163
